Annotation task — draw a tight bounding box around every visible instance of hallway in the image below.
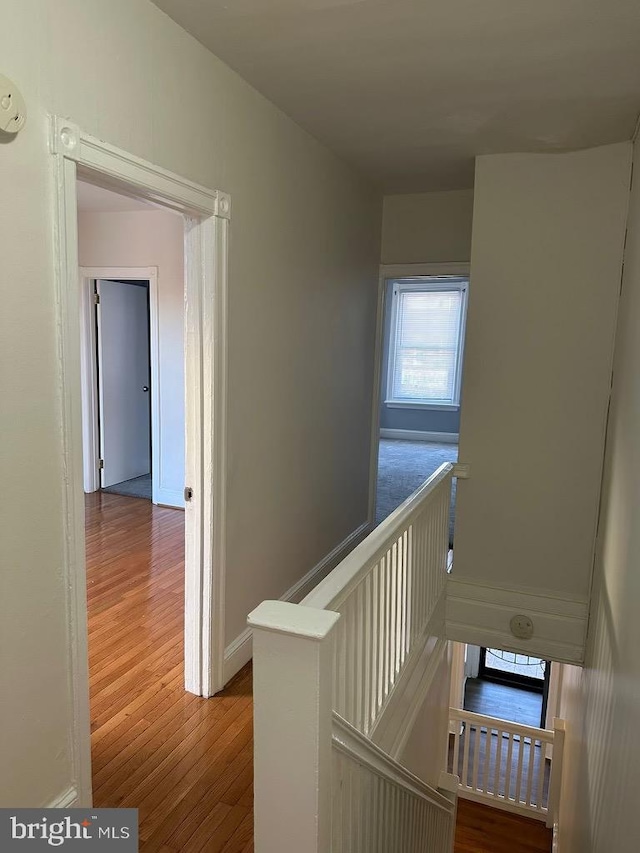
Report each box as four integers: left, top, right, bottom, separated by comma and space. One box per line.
86, 492, 253, 852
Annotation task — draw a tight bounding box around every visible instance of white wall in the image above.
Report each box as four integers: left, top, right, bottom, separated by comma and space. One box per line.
78, 209, 185, 507
557, 134, 640, 853
381, 190, 474, 264
449, 144, 631, 664
0, 0, 380, 807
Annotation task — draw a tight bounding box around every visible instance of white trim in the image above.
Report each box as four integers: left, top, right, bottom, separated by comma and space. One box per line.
79, 268, 164, 500
445, 578, 589, 664
155, 488, 186, 509
223, 626, 253, 684
283, 521, 371, 605
386, 276, 469, 409
79, 277, 100, 493
223, 520, 372, 683
368, 276, 386, 527
380, 428, 459, 444
50, 117, 230, 805
47, 786, 80, 809
384, 401, 460, 411
380, 262, 471, 280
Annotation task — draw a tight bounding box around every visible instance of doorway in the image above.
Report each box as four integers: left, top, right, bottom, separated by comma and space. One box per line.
369, 263, 470, 534
80, 271, 158, 502
51, 117, 230, 805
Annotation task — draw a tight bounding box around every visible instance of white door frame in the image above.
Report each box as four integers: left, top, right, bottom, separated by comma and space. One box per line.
80, 267, 159, 500
368, 263, 471, 525
50, 116, 230, 807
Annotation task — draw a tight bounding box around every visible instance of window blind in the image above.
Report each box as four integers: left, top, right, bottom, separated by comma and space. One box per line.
390, 286, 465, 404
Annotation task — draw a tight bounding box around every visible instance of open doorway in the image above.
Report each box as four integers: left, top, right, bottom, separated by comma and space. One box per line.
370, 263, 469, 540
51, 118, 229, 805
80, 267, 158, 502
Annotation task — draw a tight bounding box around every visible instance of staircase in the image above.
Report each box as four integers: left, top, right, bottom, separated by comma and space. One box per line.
248, 463, 565, 851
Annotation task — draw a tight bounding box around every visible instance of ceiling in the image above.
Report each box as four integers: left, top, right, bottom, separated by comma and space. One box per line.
76, 181, 154, 212
151, 0, 640, 192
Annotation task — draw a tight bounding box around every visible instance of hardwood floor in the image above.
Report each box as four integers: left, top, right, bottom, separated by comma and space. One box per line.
455, 799, 552, 853
85, 492, 254, 852
85, 491, 549, 853
464, 678, 543, 728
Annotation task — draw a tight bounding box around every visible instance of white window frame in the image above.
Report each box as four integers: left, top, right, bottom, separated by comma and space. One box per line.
385, 275, 469, 410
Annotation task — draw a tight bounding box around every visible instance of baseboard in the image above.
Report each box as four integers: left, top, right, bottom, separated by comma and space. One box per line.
445, 578, 588, 664
223, 626, 253, 684
282, 521, 372, 604
380, 428, 459, 444
154, 487, 184, 509
222, 520, 372, 684
47, 785, 79, 808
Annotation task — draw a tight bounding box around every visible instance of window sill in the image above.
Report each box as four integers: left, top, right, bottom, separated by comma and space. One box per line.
384, 400, 460, 411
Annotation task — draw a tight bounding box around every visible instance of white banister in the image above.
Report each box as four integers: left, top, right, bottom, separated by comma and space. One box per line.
449, 708, 564, 823
248, 601, 340, 853
332, 714, 457, 853
303, 462, 454, 735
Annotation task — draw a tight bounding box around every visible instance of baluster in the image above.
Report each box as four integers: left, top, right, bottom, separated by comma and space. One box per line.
461, 723, 471, 789
406, 524, 413, 651
355, 582, 364, 730
482, 725, 493, 794
514, 732, 526, 804
452, 722, 461, 778
471, 722, 481, 791
504, 731, 514, 801
536, 737, 546, 810
493, 723, 503, 797
525, 735, 537, 807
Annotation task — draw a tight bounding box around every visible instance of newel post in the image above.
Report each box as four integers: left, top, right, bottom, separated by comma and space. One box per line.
547, 717, 566, 829
248, 600, 340, 853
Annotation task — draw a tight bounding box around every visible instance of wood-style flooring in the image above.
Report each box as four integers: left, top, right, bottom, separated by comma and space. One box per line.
86, 491, 254, 852
454, 799, 552, 852
86, 491, 550, 853
464, 678, 543, 728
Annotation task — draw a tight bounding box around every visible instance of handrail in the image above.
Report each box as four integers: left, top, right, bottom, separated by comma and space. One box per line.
449, 707, 554, 743
332, 712, 455, 813
302, 462, 454, 611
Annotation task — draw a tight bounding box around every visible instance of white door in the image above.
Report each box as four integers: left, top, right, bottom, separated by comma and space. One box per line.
96, 279, 151, 488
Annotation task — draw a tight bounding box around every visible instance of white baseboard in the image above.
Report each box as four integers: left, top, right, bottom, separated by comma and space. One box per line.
281, 521, 371, 605
222, 521, 371, 685
223, 626, 253, 684
380, 428, 459, 444
47, 786, 79, 808
445, 578, 588, 664
154, 487, 185, 509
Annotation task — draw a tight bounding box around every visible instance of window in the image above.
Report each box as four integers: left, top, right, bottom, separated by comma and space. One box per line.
386, 277, 468, 408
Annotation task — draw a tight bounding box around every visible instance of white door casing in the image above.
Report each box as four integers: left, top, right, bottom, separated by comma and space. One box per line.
51, 117, 230, 807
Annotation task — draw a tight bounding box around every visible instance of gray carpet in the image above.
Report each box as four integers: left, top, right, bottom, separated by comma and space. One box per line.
102, 474, 152, 500
375, 440, 458, 541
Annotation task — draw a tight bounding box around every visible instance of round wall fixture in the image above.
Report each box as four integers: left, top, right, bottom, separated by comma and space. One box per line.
0, 74, 27, 135
510, 614, 534, 640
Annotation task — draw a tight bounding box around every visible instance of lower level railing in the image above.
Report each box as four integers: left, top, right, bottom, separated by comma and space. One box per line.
448, 708, 566, 827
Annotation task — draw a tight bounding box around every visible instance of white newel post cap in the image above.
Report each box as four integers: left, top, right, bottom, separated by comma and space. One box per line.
248, 600, 340, 639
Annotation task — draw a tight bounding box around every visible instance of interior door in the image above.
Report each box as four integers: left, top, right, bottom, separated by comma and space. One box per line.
96, 279, 151, 488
